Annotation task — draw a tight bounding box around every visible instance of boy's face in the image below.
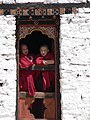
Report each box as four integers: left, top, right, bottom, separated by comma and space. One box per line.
21, 45, 29, 55
40, 46, 49, 57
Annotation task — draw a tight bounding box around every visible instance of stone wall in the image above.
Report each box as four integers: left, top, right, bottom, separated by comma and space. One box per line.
0, 7, 90, 120
0, 15, 16, 120
60, 9, 90, 120
0, 0, 87, 3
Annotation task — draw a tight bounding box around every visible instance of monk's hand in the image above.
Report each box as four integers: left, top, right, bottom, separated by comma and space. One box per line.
30, 56, 33, 62
43, 60, 48, 65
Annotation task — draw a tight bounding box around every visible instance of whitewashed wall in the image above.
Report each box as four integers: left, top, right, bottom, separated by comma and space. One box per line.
0, 5, 90, 120
0, 0, 88, 4
0, 16, 16, 120
61, 9, 90, 120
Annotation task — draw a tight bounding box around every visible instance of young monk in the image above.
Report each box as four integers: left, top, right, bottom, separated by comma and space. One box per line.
19, 44, 36, 96
35, 44, 55, 92
30, 44, 55, 118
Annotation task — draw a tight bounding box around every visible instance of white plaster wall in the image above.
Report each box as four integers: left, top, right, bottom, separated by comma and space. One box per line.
0, 0, 88, 3
0, 5, 90, 120
0, 15, 16, 120
60, 10, 90, 120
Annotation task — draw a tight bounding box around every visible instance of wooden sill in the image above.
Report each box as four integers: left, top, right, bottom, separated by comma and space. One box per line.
19, 92, 55, 99
20, 65, 55, 71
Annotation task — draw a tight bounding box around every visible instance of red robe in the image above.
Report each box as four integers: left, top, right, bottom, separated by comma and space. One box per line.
19, 53, 36, 96
35, 52, 55, 92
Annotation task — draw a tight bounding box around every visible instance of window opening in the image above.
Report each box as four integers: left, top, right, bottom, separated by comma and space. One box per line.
16, 16, 60, 120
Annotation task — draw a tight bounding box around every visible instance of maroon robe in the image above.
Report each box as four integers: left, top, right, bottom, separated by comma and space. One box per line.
35, 52, 55, 92
19, 53, 36, 96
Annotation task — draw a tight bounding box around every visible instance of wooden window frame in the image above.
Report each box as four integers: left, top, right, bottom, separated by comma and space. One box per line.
16, 15, 61, 120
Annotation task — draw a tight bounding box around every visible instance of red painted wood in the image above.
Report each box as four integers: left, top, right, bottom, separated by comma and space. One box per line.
18, 98, 35, 120
44, 98, 55, 119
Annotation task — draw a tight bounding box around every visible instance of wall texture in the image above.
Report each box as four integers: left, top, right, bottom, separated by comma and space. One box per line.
0, 15, 16, 120
0, 0, 87, 3
61, 10, 90, 120
0, 7, 90, 120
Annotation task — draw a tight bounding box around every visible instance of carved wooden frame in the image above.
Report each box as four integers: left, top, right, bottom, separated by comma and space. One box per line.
16, 15, 61, 120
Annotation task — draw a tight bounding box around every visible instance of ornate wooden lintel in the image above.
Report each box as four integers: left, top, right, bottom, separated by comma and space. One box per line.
0, 2, 89, 16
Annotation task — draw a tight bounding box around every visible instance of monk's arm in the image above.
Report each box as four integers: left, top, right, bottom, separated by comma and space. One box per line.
20, 57, 33, 68
43, 60, 54, 65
